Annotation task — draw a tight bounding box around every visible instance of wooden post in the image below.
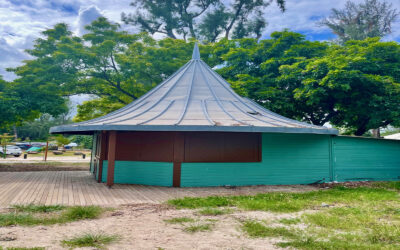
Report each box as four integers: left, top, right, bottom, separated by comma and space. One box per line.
44, 140, 49, 161
98, 132, 107, 183
173, 132, 185, 187
106, 131, 117, 187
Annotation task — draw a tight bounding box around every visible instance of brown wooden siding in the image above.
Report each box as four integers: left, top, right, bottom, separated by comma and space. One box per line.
112, 131, 261, 163
183, 132, 261, 162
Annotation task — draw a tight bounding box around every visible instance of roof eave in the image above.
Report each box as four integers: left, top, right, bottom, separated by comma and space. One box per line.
50, 124, 339, 135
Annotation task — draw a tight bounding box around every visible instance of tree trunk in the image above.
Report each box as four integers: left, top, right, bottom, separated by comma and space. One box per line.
372, 128, 381, 138
354, 126, 367, 136
13, 125, 18, 139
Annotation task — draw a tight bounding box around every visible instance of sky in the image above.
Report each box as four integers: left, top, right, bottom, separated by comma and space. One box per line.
1, 0, 400, 82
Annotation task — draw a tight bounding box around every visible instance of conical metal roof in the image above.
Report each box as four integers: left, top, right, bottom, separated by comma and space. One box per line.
50, 43, 338, 135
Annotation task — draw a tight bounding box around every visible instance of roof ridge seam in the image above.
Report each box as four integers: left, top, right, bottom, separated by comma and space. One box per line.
175, 61, 197, 125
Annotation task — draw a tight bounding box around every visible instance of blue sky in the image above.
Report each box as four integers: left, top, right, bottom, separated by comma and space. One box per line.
1, 0, 400, 82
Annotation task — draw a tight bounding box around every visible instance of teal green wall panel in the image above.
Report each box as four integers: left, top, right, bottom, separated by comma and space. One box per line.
102, 160, 173, 186
333, 136, 400, 181
181, 133, 331, 187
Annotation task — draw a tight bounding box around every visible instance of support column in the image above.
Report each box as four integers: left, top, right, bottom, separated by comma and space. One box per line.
97, 131, 107, 183
173, 132, 184, 187
106, 131, 117, 187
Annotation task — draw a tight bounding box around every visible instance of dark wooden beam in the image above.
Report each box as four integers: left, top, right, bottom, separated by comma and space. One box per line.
173, 162, 182, 187
173, 132, 185, 187
97, 131, 107, 183
106, 131, 117, 187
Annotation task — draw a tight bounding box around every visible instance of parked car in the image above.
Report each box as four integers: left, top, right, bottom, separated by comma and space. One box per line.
0, 145, 22, 157
15, 142, 32, 150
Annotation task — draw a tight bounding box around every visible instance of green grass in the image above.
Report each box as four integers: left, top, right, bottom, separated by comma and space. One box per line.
241, 220, 297, 238
61, 233, 119, 249
370, 181, 400, 190
164, 217, 195, 224
61, 206, 103, 221
183, 223, 214, 233
279, 218, 301, 225
168, 186, 399, 212
197, 207, 232, 216
0, 205, 104, 226
167, 183, 400, 249
11, 204, 65, 213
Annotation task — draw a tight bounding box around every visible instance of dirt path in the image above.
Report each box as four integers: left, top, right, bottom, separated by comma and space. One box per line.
0, 204, 284, 250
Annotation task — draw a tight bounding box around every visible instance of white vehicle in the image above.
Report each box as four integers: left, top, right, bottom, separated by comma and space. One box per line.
0, 145, 22, 157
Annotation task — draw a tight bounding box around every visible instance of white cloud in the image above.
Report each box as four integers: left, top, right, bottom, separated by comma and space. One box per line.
76, 5, 102, 35
0, 0, 399, 82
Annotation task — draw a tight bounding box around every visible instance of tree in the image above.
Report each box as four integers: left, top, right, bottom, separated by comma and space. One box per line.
320, 0, 399, 44
9, 18, 216, 122
55, 135, 70, 147
122, 0, 286, 42
219, 33, 400, 135
292, 38, 400, 135
11, 114, 71, 141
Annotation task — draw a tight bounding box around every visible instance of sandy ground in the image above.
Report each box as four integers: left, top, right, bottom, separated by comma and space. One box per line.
0, 204, 298, 250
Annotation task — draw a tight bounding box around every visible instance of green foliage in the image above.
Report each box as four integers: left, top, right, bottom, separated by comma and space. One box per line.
122, 0, 286, 42
70, 135, 93, 149
320, 0, 399, 44
61, 233, 119, 249
220, 33, 400, 135
11, 114, 71, 141
55, 135, 70, 147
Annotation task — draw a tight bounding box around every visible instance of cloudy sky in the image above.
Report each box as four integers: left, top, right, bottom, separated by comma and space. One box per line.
1, 0, 400, 82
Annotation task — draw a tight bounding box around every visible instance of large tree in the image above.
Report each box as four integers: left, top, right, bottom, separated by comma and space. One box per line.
9, 18, 216, 122
219, 33, 400, 135
122, 0, 286, 42
320, 0, 399, 44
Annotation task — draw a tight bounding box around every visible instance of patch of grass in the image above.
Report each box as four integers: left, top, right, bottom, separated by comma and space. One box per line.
198, 207, 232, 216
241, 220, 297, 239
0, 213, 55, 226
0, 206, 104, 226
11, 204, 65, 213
61, 233, 119, 249
164, 217, 195, 224
370, 181, 400, 191
168, 187, 398, 212
279, 218, 301, 225
183, 223, 214, 233
61, 206, 103, 221
277, 205, 400, 249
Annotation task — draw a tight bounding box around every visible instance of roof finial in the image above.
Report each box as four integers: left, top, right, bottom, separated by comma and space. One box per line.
192, 42, 200, 60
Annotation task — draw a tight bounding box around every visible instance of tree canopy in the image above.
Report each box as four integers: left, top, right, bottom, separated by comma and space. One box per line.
3, 17, 400, 136
122, 0, 286, 42
219, 32, 400, 135
320, 0, 399, 44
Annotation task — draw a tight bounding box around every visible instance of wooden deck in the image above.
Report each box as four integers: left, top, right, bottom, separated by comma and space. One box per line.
0, 171, 316, 207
